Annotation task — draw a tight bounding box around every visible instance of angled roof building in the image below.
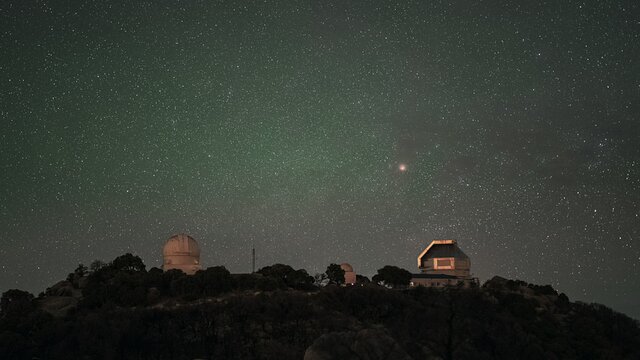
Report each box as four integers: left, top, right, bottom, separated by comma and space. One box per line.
411, 239, 477, 288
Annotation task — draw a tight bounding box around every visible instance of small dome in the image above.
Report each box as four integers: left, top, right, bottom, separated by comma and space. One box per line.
340, 263, 357, 285
340, 263, 354, 272
162, 234, 202, 275
163, 234, 201, 257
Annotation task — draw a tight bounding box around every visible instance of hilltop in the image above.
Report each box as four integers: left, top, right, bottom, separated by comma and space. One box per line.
1, 254, 639, 360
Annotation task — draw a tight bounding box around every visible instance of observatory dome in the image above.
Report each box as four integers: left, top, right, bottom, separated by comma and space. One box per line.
340, 263, 356, 285
162, 234, 201, 275
340, 263, 354, 273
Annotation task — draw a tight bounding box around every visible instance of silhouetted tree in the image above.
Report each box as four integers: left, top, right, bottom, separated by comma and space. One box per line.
258, 264, 295, 282
372, 265, 412, 288
325, 263, 345, 285
67, 263, 89, 287
356, 274, 370, 285
288, 269, 315, 290
196, 266, 235, 295
111, 253, 146, 273
74, 264, 88, 277
81, 254, 149, 307
314, 273, 328, 287
0, 289, 34, 319
89, 260, 106, 272
257, 264, 314, 290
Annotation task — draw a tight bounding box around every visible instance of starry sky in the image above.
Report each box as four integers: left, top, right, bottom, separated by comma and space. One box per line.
1, 1, 639, 318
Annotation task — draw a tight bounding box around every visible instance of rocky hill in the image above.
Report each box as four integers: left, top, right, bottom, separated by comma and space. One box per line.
1, 255, 639, 359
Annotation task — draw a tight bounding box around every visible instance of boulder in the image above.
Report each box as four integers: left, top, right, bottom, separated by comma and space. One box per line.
38, 296, 78, 317
45, 280, 75, 297
77, 275, 89, 289
304, 328, 413, 360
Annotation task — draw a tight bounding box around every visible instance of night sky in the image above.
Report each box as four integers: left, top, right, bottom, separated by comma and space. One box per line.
1, 1, 639, 318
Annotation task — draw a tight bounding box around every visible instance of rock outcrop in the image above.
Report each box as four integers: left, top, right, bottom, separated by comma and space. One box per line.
38, 296, 78, 317
304, 328, 413, 360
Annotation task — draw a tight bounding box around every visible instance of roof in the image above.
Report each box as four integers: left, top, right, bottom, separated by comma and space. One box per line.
417, 239, 469, 267
163, 234, 201, 257
424, 244, 469, 259
340, 263, 354, 272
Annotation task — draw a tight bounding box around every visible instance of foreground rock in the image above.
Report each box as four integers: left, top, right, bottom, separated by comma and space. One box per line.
304, 328, 413, 360
37, 296, 78, 317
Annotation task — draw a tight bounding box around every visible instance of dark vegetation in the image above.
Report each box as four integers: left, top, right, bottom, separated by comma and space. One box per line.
372, 265, 413, 288
1, 254, 639, 359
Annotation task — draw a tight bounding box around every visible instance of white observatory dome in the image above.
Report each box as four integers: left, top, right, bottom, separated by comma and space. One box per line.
162, 234, 201, 275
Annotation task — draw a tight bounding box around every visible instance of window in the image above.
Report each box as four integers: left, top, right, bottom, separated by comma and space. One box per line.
434, 258, 455, 270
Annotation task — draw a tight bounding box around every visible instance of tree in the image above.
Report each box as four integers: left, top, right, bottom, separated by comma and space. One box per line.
257, 264, 313, 290
0, 289, 34, 319
89, 260, 106, 272
356, 274, 370, 285
74, 264, 88, 277
287, 269, 315, 290
196, 266, 234, 296
257, 264, 295, 280
111, 253, 146, 273
67, 263, 89, 285
372, 265, 412, 288
325, 264, 345, 285
81, 254, 148, 307
313, 273, 328, 287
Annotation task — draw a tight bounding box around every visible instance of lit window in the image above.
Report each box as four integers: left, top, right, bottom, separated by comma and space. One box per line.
434, 258, 455, 270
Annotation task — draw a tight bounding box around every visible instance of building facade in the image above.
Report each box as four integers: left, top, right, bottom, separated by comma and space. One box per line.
410, 239, 478, 288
